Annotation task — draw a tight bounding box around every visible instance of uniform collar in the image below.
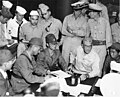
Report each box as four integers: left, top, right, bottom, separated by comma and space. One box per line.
0, 68, 7, 79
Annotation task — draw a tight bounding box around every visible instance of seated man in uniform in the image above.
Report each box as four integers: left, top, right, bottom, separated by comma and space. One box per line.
10, 37, 51, 95
36, 34, 67, 72
0, 49, 16, 96
69, 37, 100, 81
102, 42, 120, 76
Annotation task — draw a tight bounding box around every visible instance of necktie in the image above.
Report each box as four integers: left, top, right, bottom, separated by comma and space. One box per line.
17, 21, 23, 43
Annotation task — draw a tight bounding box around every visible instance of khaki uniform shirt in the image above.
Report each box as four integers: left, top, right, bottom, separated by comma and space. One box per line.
88, 17, 112, 48
62, 14, 88, 37
111, 23, 120, 43
11, 51, 45, 93
41, 16, 62, 40
20, 22, 43, 41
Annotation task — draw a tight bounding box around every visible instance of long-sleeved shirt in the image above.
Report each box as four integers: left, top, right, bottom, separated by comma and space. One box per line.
111, 23, 120, 43
71, 46, 100, 78
88, 17, 112, 48
11, 51, 45, 93
0, 71, 8, 96
37, 48, 67, 72
62, 13, 88, 37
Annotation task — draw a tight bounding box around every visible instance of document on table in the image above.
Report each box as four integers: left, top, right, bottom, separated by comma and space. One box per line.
95, 79, 101, 87
51, 70, 71, 78
59, 78, 92, 96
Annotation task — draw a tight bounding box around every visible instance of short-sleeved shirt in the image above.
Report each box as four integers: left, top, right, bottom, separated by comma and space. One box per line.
62, 14, 88, 37
20, 22, 43, 41
41, 16, 62, 40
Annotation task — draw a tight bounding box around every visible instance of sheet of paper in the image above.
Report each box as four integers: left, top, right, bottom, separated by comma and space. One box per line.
36, 77, 92, 96
95, 79, 101, 87
79, 84, 92, 94
51, 70, 71, 78
59, 78, 91, 96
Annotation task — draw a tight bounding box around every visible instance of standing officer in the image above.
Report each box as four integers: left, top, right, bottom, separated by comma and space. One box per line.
111, 12, 120, 43
38, 4, 62, 48
96, 0, 109, 20
62, 1, 89, 66
88, 3, 112, 76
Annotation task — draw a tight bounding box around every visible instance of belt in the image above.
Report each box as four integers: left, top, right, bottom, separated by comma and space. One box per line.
93, 40, 106, 45
63, 34, 85, 38
12, 36, 18, 40
12, 72, 23, 79
77, 36, 85, 38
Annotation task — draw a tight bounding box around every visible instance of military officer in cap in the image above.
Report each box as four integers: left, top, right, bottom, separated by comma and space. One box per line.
102, 42, 120, 76
96, 0, 109, 20
37, 34, 67, 72
69, 37, 100, 81
10, 37, 51, 95
0, 49, 16, 96
87, 3, 112, 77
62, 1, 89, 66
38, 4, 62, 49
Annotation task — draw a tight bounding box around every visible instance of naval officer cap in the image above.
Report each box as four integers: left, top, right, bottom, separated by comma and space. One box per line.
38, 3, 49, 14
16, 6, 27, 15
2, 0, 13, 9
30, 10, 39, 16
71, 1, 88, 10
89, 3, 102, 12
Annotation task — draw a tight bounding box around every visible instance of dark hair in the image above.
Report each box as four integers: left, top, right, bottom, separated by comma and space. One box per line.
109, 47, 120, 53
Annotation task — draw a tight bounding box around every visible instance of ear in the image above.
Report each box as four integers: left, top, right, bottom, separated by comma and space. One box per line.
118, 52, 120, 55
29, 17, 31, 21
48, 11, 51, 16
46, 43, 49, 47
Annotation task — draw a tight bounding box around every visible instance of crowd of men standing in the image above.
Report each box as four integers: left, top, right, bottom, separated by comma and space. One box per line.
0, 0, 120, 96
